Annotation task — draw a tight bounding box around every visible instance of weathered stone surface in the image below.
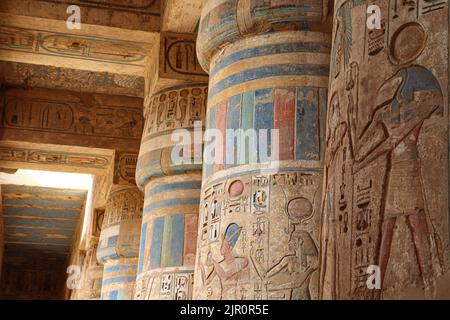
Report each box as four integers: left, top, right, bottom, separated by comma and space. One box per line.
0, 0, 449, 302
320, 0, 450, 299
0, 87, 144, 152
77, 237, 103, 300
193, 0, 331, 300
100, 257, 138, 300
136, 85, 207, 186
0, 13, 156, 77
97, 185, 143, 300
92, 209, 105, 239
0, 141, 114, 177
161, 0, 203, 32
144, 33, 208, 103
135, 83, 207, 300
113, 152, 139, 186
0, 0, 161, 32
0, 62, 145, 97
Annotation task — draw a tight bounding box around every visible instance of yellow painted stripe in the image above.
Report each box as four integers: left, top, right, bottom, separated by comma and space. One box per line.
208, 75, 329, 107
210, 52, 331, 85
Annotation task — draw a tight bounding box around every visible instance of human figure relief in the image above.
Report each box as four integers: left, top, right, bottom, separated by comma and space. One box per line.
200, 223, 250, 298
320, 93, 348, 299
251, 224, 319, 300
349, 65, 444, 291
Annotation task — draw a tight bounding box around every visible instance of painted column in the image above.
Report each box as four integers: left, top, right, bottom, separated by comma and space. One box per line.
135, 85, 207, 300
193, 0, 332, 300
97, 185, 143, 300
77, 237, 103, 300
135, 32, 209, 300
320, 0, 450, 299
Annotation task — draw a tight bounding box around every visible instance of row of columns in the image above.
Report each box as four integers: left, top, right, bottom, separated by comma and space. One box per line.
74, 0, 449, 300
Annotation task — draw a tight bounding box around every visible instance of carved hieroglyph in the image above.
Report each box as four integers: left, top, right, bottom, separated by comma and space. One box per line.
135, 85, 207, 300
0, 0, 161, 31
0, 87, 144, 152
97, 186, 143, 300
320, 0, 450, 299
134, 174, 201, 300
77, 237, 103, 300
193, 0, 331, 300
145, 32, 209, 105
136, 85, 207, 186
0, 145, 111, 171
114, 152, 139, 185
1, 62, 145, 97
0, 25, 148, 66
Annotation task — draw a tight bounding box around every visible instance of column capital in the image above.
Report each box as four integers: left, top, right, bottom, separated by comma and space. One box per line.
97, 185, 143, 264
196, 0, 332, 72
136, 84, 207, 189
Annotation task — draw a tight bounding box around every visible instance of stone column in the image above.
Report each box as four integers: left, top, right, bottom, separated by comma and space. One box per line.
97, 185, 143, 300
320, 0, 450, 299
193, 0, 331, 300
77, 237, 103, 300
134, 32, 208, 300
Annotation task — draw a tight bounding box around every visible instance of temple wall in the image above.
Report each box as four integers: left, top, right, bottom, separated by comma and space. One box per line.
320, 0, 450, 299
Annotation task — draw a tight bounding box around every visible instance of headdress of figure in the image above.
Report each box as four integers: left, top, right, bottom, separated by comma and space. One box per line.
375, 65, 443, 116
223, 223, 242, 249
286, 197, 314, 225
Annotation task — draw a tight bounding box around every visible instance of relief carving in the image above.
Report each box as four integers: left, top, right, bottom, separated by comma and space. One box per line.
195, 171, 322, 300
0, 26, 147, 66
144, 86, 207, 136
2, 62, 145, 97
321, 0, 449, 299
160, 32, 208, 81
2, 94, 144, 140
0, 146, 110, 169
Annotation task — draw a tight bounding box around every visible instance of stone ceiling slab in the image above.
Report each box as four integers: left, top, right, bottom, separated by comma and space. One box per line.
0, 0, 161, 32
161, 0, 203, 32
0, 86, 144, 152
0, 61, 145, 97
0, 141, 114, 175
0, 184, 87, 299
0, 13, 158, 77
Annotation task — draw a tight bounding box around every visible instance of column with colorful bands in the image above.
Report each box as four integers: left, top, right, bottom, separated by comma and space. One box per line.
135, 84, 207, 300
194, 0, 331, 300
204, 85, 328, 178
100, 260, 138, 300
96, 186, 143, 300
